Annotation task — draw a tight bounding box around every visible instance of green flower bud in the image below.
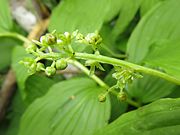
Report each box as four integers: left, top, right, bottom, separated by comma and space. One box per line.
72, 30, 78, 38
85, 31, 102, 45
40, 35, 47, 45
64, 32, 71, 39
40, 34, 57, 45
26, 43, 36, 53
46, 34, 57, 45
56, 59, 68, 70
36, 62, 45, 72
20, 58, 35, 67
45, 67, 56, 76
28, 62, 37, 75
117, 91, 127, 102
76, 33, 84, 40
98, 93, 106, 102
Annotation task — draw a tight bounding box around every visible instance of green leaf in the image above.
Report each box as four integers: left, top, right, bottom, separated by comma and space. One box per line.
127, 0, 180, 63
110, 0, 141, 40
0, 75, 55, 135
49, 0, 110, 51
49, 0, 109, 33
0, 38, 19, 71
12, 46, 31, 98
19, 78, 111, 135
0, 0, 13, 32
109, 95, 128, 123
144, 40, 180, 80
140, 0, 164, 16
25, 74, 55, 104
94, 98, 180, 135
127, 74, 175, 103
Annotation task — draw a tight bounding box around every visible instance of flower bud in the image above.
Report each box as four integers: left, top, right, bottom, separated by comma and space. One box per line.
117, 91, 127, 102
45, 67, 56, 76
98, 93, 106, 102
36, 62, 45, 72
26, 43, 36, 53
76, 33, 85, 43
64, 32, 71, 39
56, 59, 68, 70
28, 62, 37, 75
40, 34, 57, 45
85, 32, 102, 45
40, 35, 47, 44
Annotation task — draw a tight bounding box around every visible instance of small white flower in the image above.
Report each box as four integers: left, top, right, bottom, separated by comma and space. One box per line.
57, 39, 63, 44
64, 32, 70, 38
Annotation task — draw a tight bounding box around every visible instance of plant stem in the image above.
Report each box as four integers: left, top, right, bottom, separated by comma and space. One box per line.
68, 59, 109, 89
75, 52, 180, 85
0, 33, 31, 44
68, 59, 140, 108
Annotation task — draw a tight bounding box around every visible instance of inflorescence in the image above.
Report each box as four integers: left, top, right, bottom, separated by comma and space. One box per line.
20, 30, 142, 102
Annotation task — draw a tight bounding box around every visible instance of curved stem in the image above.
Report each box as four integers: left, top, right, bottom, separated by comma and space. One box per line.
68, 59, 140, 107
0, 33, 31, 44
68, 59, 109, 89
74, 52, 180, 85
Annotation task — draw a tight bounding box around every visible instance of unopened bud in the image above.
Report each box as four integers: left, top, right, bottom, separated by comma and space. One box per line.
45, 67, 56, 76
117, 91, 127, 102
36, 62, 45, 72
56, 59, 68, 70
98, 93, 106, 102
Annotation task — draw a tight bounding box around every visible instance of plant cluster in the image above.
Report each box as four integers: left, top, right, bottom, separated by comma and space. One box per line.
20, 30, 143, 102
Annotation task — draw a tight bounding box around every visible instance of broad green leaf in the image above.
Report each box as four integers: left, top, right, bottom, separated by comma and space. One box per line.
95, 98, 180, 135
101, 0, 141, 53
168, 86, 180, 98
127, 0, 180, 63
19, 78, 111, 135
0, 74, 55, 135
12, 46, 31, 98
140, 0, 164, 16
110, 0, 141, 40
144, 40, 180, 80
49, 0, 110, 51
127, 74, 175, 103
0, 37, 21, 71
109, 95, 128, 123
25, 74, 55, 104
49, 0, 109, 33
0, 0, 13, 32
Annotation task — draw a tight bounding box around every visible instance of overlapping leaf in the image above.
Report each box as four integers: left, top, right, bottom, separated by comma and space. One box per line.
19, 78, 111, 135
94, 98, 180, 135
49, 0, 110, 33
0, 0, 13, 32
127, 74, 175, 103
144, 40, 180, 80
127, 0, 180, 63
126, 0, 180, 102
12, 46, 31, 98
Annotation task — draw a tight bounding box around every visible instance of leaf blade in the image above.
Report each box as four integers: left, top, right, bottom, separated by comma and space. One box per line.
19, 78, 111, 135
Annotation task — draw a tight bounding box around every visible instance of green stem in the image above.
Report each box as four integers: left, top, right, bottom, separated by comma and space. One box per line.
0, 32, 146, 107
0, 32, 31, 44
68, 59, 140, 108
68, 59, 109, 89
75, 52, 180, 85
